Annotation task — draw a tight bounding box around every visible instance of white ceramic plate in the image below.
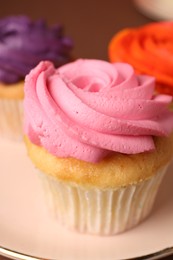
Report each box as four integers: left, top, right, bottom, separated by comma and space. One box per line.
0, 139, 173, 260
134, 0, 173, 20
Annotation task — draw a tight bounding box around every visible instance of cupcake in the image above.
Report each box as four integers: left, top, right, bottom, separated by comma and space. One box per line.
108, 22, 173, 96
0, 15, 73, 140
24, 59, 173, 235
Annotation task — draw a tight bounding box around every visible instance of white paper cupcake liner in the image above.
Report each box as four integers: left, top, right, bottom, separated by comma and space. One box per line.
38, 165, 168, 235
0, 99, 23, 141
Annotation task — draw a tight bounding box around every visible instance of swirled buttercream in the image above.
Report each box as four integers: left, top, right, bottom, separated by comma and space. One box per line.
24, 59, 173, 163
108, 22, 173, 95
0, 16, 73, 84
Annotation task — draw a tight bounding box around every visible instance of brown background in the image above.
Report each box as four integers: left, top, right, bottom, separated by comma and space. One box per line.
0, 0, 151, 60
0, 0, 172, 260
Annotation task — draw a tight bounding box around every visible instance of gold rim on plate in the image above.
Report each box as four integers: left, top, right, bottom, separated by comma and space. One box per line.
0, 245, 173, 260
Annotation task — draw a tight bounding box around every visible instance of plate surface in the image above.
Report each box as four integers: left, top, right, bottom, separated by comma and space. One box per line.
0, 139, 173, 260
134, 0, 173, 20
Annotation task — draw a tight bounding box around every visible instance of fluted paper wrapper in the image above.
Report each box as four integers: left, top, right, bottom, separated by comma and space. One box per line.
0, 99, 23, 141
38, 165, 168, 235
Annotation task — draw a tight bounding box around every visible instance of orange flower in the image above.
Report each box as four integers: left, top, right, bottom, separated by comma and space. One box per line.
108, 22, 173, 95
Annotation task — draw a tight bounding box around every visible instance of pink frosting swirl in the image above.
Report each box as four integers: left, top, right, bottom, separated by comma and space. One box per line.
24, 59, 173, 163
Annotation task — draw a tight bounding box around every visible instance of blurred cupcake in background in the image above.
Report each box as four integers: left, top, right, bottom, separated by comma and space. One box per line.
0, 15, 73, 141
108, 21, 173, 96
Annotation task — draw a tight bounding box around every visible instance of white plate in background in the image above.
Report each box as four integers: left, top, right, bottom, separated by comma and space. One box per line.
134, 0, 173, 20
